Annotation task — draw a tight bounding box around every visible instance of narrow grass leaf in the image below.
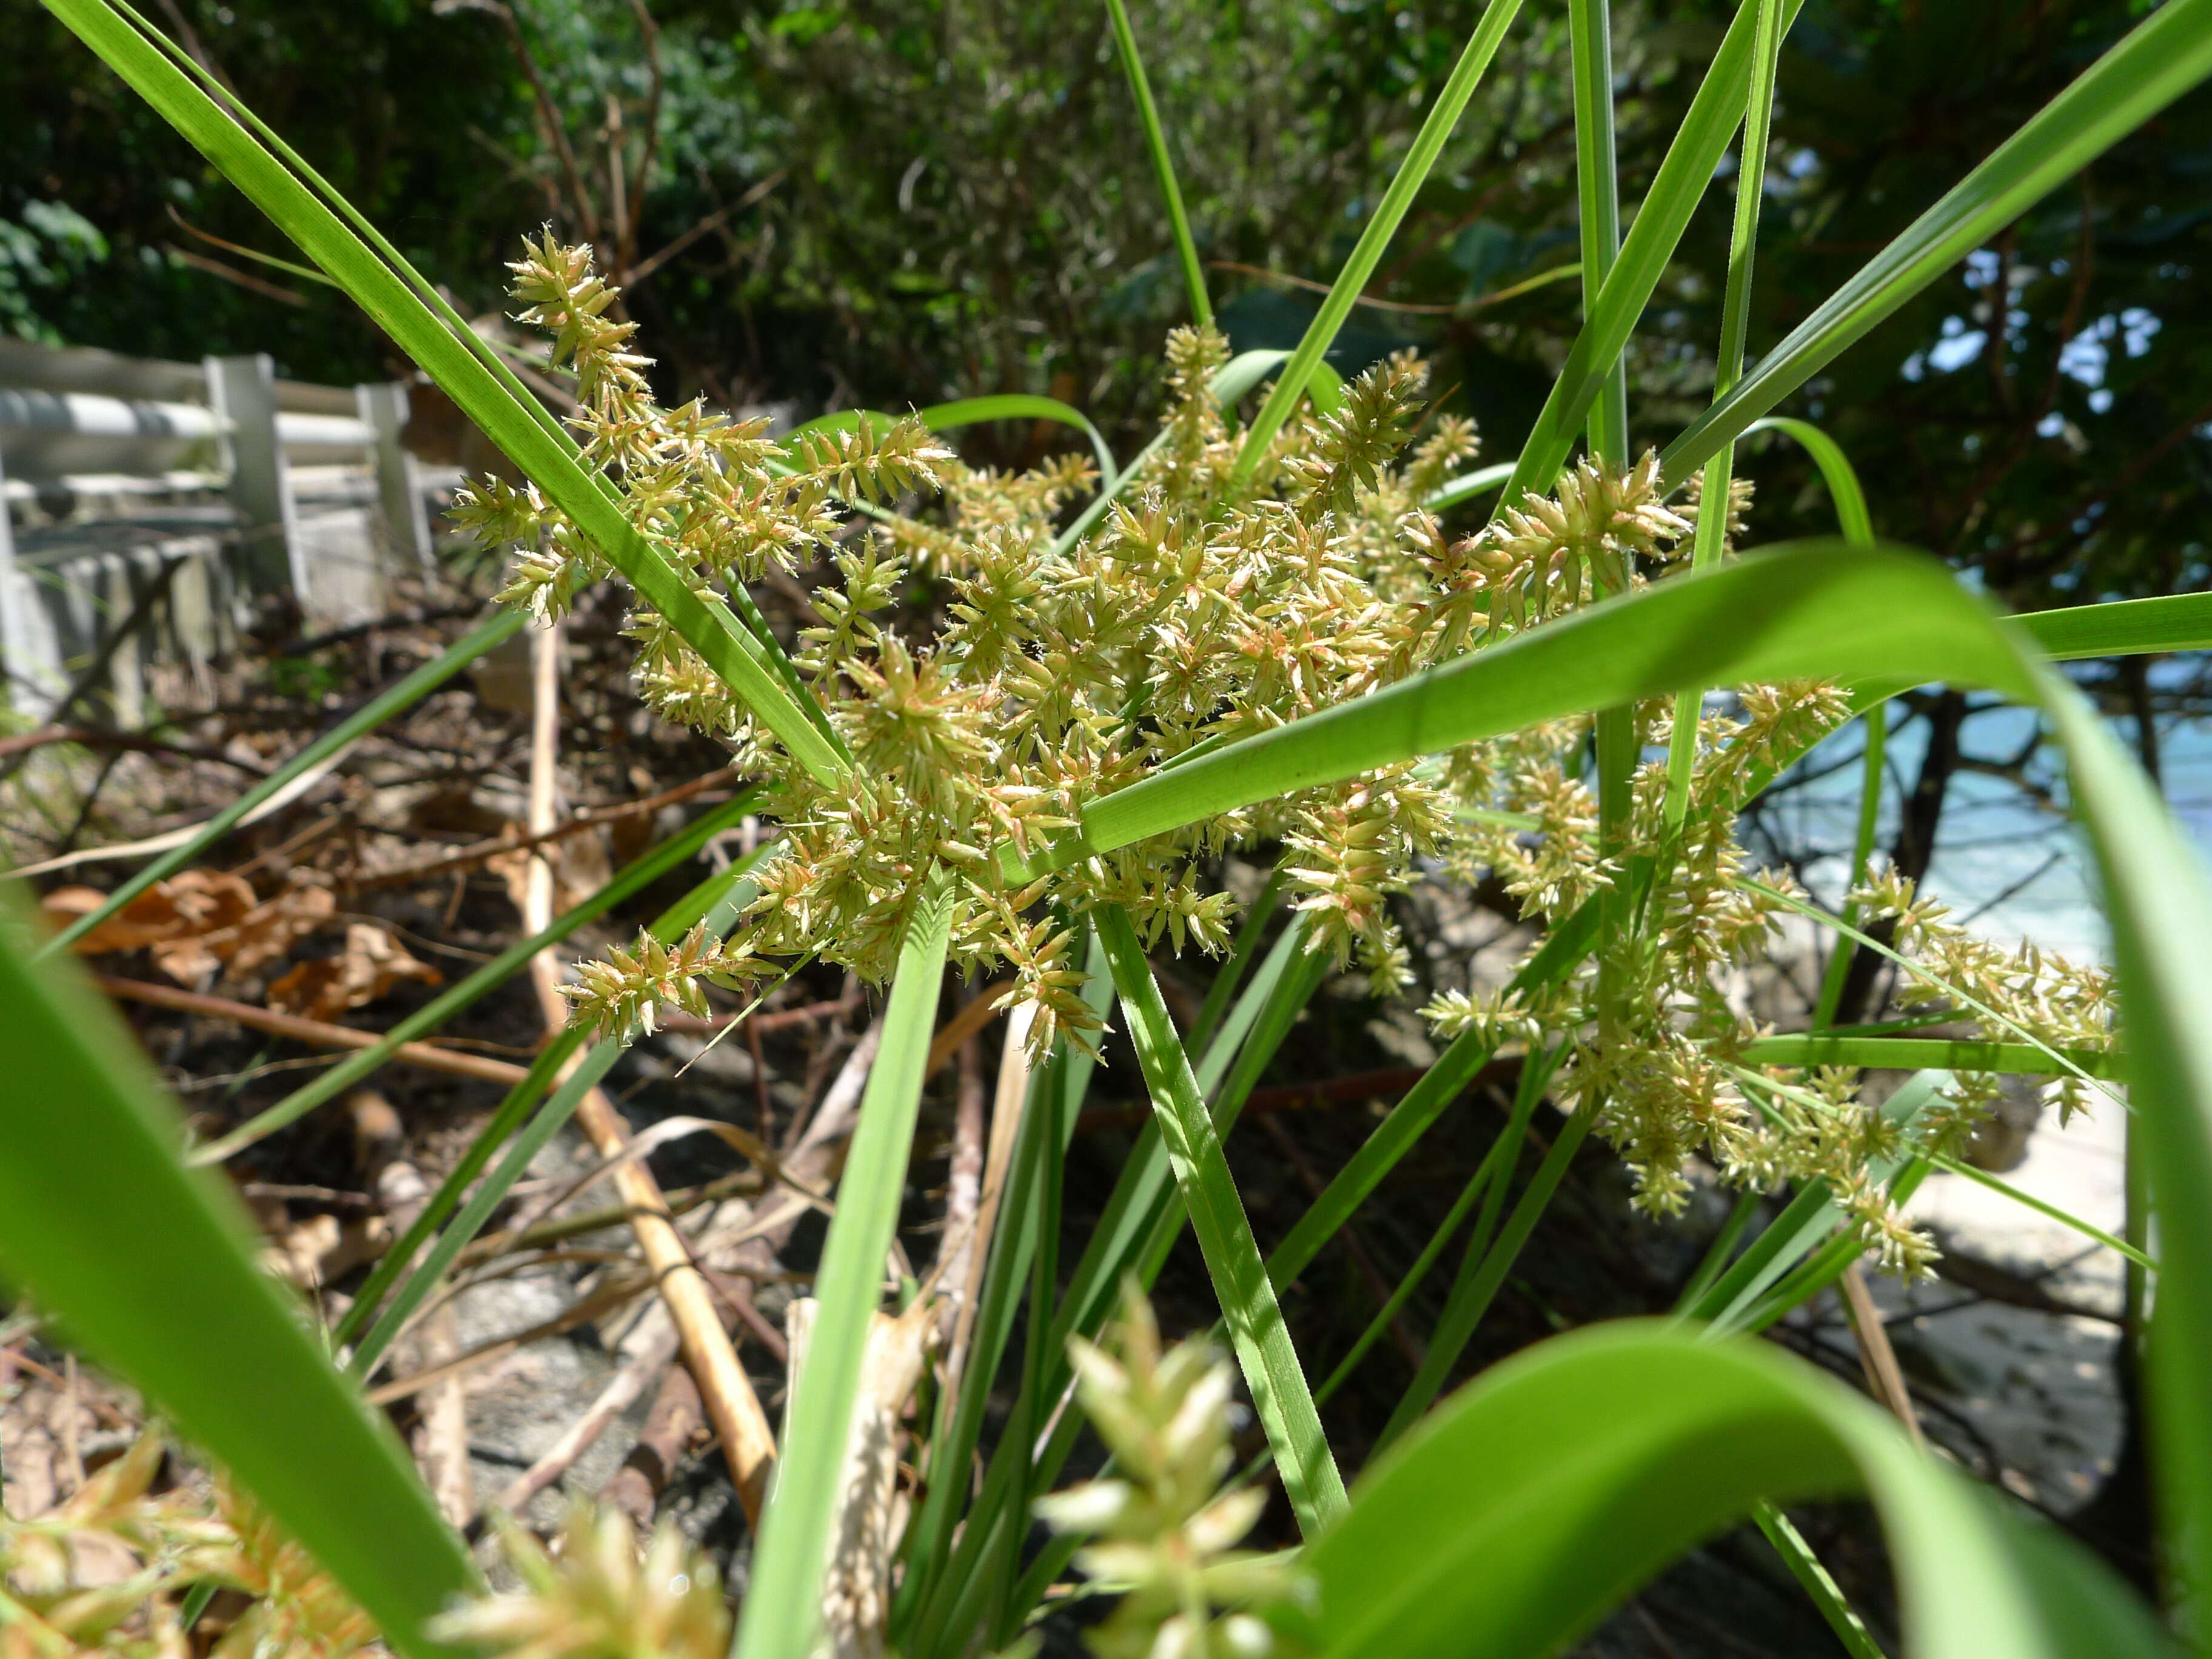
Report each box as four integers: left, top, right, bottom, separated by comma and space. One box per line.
732, 870, 954, 1659
1095, 904, 1348, 1532
1377, 1052, 1582, 1446
1744, 417, 1874, 546
45, 0, 845, 783
794, 395, 1119, 490
189, 788, 760, 1164
36, 608, 523, 957
1502, 0, 1806, 506
1264, 900, 1595, 1290
1660, 0, 2212, 489
2019, 591, 2212, 660
1927, 1152, 2154, 1271
1567, 0, 1628, 460
1752, 1502, 1890, 1659
1422, 459, 1517, 514
1104, 0, 1210, 326
344, 859, 766, 1375
1233, 0, 1530, 478
1740, 1033, 2120, 1078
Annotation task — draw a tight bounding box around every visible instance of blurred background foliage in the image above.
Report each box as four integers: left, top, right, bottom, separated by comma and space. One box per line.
7, 0, 2208, 618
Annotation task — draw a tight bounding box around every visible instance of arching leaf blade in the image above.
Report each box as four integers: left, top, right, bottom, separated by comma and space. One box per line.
2019, 591, 2212, 660
1068, 544, 2035, 859
1095, 905, 1349, 1534
1744, 417, 1874, 547
0, 887, 481, 1659
1307, 1324, 2174, 1659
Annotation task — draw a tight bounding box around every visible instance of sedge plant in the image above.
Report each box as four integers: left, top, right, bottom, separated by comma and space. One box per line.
7, 1, 2212, 1658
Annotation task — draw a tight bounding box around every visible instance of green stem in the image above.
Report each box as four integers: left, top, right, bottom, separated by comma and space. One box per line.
733, 870, 954, 1659
1569, 0, 1627, 461
1102, 0, 1210, 326
1314, 1067, 1539, 1407
1661, 0, 1787, 830
1755, 1501, 1891, 1659
1675, 1186, 1763, 1311
1231, 0, 1529, 481
1377, 1047, 1578, 1447
1097, 905, 1348, 1533
1811, 700, 1888, 1028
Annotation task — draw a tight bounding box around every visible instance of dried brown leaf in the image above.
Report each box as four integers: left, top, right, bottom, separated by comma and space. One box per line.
264, 924, 441, 1021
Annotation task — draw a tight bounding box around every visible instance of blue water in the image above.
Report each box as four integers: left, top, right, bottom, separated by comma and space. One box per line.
1743, 679, 2212, 962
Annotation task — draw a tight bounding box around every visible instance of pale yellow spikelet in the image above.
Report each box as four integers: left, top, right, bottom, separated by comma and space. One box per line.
1034, 1284, 1312, 1659
431, 1503, 728, 1659
563, 924, 770, 1041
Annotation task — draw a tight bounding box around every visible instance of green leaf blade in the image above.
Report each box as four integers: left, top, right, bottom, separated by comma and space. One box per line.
731, 871, 954, 1659
1660, 0, 2212, 489
0, 888, 480, 1659
1309, 1324, 2173, 1659
1095, 904, 1348, 1533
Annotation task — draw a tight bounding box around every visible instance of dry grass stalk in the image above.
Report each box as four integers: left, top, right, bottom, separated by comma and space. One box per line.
1838, 1260, 1926, 1450
944, 1001, 1036, 1393
518, 615, 779, 1527
785, 1295, 938, 1659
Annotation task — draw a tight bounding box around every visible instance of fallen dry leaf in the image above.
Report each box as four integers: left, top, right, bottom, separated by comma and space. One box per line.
153, 879, 337, 985
43, 870, 255, 955
266, 923, 441, 1021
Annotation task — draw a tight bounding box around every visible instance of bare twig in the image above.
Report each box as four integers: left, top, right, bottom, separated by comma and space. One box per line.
1840, 1261, 1927, 1450
438, 0, 598, 243
165, 244, 310, 306
366, 1272, 650, 1406
0, 728, 271, 774
624, 170, 786, 290
486, 1301, 679, 1520
618, 0, 663, 280
922, 979, 1014, 1078
98, 975, 531, 1088
8, 742, 357, 879
604, 1359, 706, 1529
652, 990, 859, 1040
343, 766, 735, 891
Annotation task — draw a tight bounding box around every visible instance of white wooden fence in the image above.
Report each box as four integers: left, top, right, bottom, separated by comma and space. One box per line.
0, 338, 444, 722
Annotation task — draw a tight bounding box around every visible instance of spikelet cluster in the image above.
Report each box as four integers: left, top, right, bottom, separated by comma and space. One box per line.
431, 1504, 728, 1659
1032, 1284, 1311, 1659
1852, 866, 2116, 1130
1430, 675, 2116, 1273
461, 241, 1517, 1059
458, 236, 2116, 1267
0, 1438, 375, 1659
561, 923, 770, 1041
